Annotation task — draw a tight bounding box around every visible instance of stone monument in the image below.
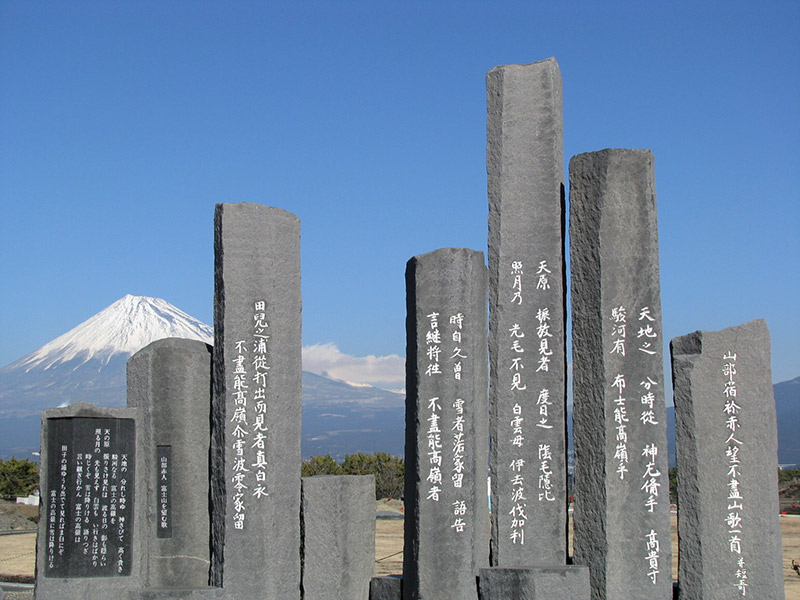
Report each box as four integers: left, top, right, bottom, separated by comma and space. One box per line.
127, 338, 213, 588
486, 57, 568, 566
403, 247, 490, 600
671, 319, 785, 599
210, 202, 302, 598
34, 403, 145, 600
301, 475, 376, 600
569, 149, 672, 599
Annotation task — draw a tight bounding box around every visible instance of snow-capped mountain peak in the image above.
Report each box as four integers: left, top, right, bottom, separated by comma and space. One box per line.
8, 295, 213, 372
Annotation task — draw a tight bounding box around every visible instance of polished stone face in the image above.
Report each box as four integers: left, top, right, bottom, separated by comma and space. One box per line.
672, 319, 785, 600
44, 416, 136, 578
486, 58, 568, 567
570, 149, 673, 600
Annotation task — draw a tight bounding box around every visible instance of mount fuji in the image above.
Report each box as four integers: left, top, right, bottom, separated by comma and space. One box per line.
0, 295, 405, 460
0, 295, 214, 418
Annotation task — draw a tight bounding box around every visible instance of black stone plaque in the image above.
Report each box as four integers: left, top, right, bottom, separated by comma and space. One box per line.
156, 446, 172, 539
44, 417, 136, 578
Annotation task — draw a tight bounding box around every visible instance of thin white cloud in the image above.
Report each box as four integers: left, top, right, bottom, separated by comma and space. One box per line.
302, 342, 404, 388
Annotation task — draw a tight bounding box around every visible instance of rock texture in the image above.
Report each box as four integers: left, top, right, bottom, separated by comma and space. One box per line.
300, 475, 375, 600
486, 58, 567, 566
569, 149, 672, 599
671, 319, 784, 599
403, 248, 489, 600
127, 338, 213, 588
478, 566, 590, 600
211, 203, 302, 598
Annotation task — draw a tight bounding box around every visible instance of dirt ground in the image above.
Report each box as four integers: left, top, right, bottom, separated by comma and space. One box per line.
373, 511, 800, 599
3, 500, 800, 598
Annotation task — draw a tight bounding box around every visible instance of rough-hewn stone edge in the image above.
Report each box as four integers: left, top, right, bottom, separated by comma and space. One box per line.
568, 151, 610, 596
209, 204, 226, 588
402, 255, 421, 596
669, 329, 704, 594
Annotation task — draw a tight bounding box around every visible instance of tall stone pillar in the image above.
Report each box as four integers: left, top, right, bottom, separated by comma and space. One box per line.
487, 58, 568, 566
127, 338, 212, 588
671, 319, 784, 599
210, 203, 302, 599
569, 149, 672, 600
403, 248, 489, 600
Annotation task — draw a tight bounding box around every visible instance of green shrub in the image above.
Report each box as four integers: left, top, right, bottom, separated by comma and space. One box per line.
302, 452, 404, 499
0, 457, 39, 497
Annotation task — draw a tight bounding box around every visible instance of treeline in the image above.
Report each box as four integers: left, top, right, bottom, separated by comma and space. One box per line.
302, 452, 404, 500
0, 457, 39, 497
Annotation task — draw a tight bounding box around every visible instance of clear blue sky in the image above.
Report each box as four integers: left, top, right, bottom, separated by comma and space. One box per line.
1, 1, 798, 386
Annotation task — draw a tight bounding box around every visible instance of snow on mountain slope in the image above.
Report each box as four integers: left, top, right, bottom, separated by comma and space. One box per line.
0, 295, 407, 459
7, 295, 213, 372
0, 295, 214, 417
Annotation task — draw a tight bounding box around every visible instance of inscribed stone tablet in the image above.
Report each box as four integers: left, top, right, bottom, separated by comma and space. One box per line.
210, 203, 302, 598
156, 445, 172, 539
403, 247, 489, 600
569, 149, 672, 600
44, 417, 136, 578
671, 319, 784, 599
486, 58, 567, 566
126, 337, 212, 589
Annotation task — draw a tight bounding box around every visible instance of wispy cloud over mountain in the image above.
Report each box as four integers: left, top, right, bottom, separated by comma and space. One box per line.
302, 342, 405, 390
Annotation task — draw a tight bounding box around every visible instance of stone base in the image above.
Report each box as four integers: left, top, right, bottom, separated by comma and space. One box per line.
370, 575, 402, 600
131, 588, 224, 600
301, 475, 375, 600
478, 566, 590, 600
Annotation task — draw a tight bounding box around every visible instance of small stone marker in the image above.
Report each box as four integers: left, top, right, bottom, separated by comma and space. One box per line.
403, 248, 490, 600
301, 475, 376, 600
486, 57, 568, 566
35, 403, 144, 600
671, 319, 785, 599
478, 566, 590, 600
127, 338, 213, 588
210, 202, 302, 598
569, 149, 672, 599
370, 576, 403, 600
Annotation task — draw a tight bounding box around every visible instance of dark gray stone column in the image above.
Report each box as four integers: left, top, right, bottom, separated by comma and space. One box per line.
127, 338, 212, 588
478, 566, 590, 599
300, 475, 376, 600
211, 203, 302, 598
671, 319, 784, 599
403, 248, 489, 600
370, 576, 402, 600
34, 403, 145, 600
569, 149, 672, 599
486, 58, 568, 566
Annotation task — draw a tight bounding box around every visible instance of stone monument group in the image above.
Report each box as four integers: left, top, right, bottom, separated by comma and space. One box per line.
31, 58, 785, 599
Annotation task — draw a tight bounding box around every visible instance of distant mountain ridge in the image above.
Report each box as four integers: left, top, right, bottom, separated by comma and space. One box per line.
0, 296, 796, 467
0, 295, 404, 460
